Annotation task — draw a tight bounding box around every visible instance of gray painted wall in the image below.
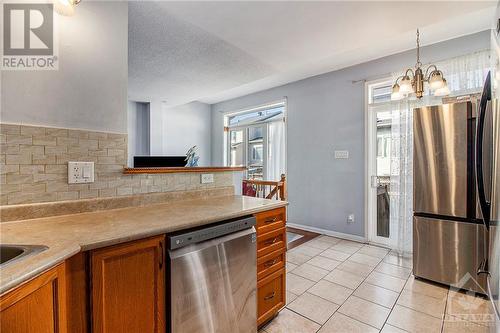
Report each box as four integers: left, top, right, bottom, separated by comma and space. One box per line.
211, 30, 491, 237
162, 102, 212, 166
127, 101, 150, 166
1, 1, 128, 133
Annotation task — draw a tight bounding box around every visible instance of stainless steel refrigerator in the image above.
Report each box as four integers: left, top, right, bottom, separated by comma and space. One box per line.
413, 98, 489, 294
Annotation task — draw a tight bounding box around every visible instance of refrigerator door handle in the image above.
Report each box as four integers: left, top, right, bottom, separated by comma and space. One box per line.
476, 71, 492, 230
477, 258, 490, 277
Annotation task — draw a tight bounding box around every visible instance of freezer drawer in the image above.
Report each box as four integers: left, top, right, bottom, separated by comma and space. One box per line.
413, 216, 487, 293
413, 103, 469, 217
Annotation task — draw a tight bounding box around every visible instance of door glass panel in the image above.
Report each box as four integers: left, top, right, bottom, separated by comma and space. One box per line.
247, 127, 264, 179
376, 111, 391, 238
229, 130, 244, 167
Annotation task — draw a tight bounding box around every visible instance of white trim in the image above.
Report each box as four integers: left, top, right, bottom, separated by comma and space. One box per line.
287, 222, 367, 243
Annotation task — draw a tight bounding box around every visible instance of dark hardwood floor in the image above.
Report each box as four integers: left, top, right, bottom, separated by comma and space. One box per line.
286, 227, 320, 250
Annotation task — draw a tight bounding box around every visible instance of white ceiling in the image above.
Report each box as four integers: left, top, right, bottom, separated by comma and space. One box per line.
128, 1, 496, 106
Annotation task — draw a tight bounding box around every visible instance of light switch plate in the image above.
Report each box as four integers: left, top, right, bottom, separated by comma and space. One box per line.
68, 161, 94, 184
200, 173, 214, 184
335, 150, 349, 159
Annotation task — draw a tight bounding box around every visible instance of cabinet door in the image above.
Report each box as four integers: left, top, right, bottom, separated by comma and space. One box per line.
0, 263, 67, 333
91, 235, 166, 333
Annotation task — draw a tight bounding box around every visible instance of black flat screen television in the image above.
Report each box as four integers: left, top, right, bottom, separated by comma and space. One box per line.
133, 156, 187, 168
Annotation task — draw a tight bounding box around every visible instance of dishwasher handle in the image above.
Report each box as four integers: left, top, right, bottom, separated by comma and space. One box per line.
169, 226, 256, 259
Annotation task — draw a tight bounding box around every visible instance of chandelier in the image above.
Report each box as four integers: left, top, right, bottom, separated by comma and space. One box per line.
391, 29, 450, 100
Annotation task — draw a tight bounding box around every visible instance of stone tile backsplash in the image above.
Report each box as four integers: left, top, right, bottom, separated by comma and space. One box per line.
0, 123, 233, 205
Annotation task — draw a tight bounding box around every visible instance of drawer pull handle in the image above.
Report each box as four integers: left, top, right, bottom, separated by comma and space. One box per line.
265, 217, 278, 223
264, 259, 278, 268
264, 292, 276, 301
264, 237, 279, 245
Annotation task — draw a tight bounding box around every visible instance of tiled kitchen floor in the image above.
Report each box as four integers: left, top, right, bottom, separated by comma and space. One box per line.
259, 235, 496, 333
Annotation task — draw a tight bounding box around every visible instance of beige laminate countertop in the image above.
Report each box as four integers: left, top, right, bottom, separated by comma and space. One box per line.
0, 195, 287, 295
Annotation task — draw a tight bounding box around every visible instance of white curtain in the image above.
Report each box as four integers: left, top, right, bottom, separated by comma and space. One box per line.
267, 120, 286, 181
386, 50, 490, 255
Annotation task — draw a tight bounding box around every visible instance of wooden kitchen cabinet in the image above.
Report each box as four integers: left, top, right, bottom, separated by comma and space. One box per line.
0, 263, 67, 333
90, 235, 166, 333
254, 207, 287, 327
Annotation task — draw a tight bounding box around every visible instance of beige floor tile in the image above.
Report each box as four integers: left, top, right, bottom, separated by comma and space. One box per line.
365, 271, 406, 292
383, 253, 413, 268
387, 304, 442, 333
349, 252, 383, 267
320, 249, 351, 261
324, 269, 364, 290
338, 295, 391, 329
381, 324, 408, 333
319, 312, 378, 333
287, 251, 313, 265
287, 290, 299, 305
291, 263, 329, 282
286, 261, 298, 272
286, 273, 316, 295
375, 262, 412, 279
316, 235, 342, 244
447, 290, 495, 317
330, 243, 360, 255
404, 275, 449, 300
338, 240, 365, 248
287, 292, 340, 325
306, 255, 342, 271
443, 315, 494, 332
306, 239, 334, 250
308, 279, 353, 304
337, 259, 375, 278
358, 245, 390, 259
397, 289, 446, 318
291, 245, 324, 257
264, 308, 321, 333
353, 282, 399, 308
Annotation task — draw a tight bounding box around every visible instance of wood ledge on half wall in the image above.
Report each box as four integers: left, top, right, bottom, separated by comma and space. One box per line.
123, 166, 247, 174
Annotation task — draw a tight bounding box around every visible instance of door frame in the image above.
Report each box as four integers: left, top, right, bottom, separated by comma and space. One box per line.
365, 78, 397, 248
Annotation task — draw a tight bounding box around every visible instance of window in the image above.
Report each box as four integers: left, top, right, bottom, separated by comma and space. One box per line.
369, 81, 393, 104
225, 102, 286, 180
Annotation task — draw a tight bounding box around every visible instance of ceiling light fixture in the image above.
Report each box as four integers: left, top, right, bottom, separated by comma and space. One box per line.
53, 0, 81, 16
391, 29, 449, 101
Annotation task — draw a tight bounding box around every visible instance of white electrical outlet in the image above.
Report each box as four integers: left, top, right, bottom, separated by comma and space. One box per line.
200, 173, 214, 184
347, 214, 355, 223
335, 150, 349, 159
68, 162, 94, 184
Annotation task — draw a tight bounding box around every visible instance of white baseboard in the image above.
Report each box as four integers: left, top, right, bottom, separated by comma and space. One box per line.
287, 222, 367, 243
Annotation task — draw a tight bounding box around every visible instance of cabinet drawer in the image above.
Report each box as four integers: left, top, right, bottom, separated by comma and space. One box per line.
257, 227, 286, 257
257, 248, 285, 281
255, 208, 286, 235
257, 268, 285, 326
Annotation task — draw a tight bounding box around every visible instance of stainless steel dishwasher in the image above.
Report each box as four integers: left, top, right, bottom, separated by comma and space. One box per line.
168, 216, 257, 333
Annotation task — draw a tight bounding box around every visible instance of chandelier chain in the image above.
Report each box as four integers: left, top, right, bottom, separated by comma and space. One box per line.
416, 29, 422, 68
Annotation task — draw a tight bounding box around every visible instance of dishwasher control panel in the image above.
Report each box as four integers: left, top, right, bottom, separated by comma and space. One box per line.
168, 216, 256, 250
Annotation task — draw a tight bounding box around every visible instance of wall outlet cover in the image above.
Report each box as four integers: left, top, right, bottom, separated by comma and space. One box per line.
200, 173, 214, 184
68, 161, 95, 184
347, 214, 355, 223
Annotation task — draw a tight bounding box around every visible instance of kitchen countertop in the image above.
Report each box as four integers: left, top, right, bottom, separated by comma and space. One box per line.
0, 195, 287, 295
